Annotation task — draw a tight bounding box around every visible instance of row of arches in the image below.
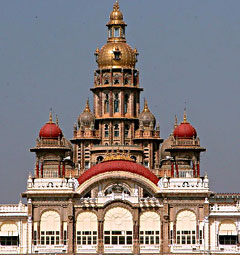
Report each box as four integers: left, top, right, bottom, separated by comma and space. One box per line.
103, 93, 133, 115
37, 209, 239, 247
37, 208, 161, 247
104, 124, 130, 138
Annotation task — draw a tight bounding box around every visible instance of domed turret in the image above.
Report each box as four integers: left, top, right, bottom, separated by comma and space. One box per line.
173, 111, 197, 138
108, 1, 124, 25
78, 99, 95, 128
95, 1, 138, 69
139, 100, 156, 128
39, 111, 62, 138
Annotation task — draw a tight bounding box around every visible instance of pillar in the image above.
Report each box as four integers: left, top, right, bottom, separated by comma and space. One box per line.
67, 199, 74, 254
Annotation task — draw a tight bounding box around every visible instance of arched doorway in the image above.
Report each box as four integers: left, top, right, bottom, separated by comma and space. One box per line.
104, 207, 133, 253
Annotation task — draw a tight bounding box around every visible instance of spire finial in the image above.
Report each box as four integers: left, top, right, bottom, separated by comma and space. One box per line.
56, 115, 59, 126
143, 98, 150, 112
113, 0, 120, 11
183, 108, 187, 123
49, 109, 53, 123
174, 115, 178, 128
84, 98, 91, 112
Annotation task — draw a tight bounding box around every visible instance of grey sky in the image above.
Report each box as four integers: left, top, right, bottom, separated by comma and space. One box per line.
0, 0, 240, 203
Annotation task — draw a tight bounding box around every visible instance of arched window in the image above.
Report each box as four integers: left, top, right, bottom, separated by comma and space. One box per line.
40, 211, 60, 245
219, 220, 237, 245
108, 28, 113, 38
140, 212, 160, 246
104, 207, 133, 246
104, 94, 109, 113
176, 210, 196, 245
114, 27, 120, 37
114, 93, 119, 113
76, 212, 98, 246
105, 124, 109, 138
0, 222, 18, 246
124, 94, 129, 114
114, 124, 119, 137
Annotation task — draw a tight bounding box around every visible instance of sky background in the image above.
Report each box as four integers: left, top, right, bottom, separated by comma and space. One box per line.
0, 0, 240, 203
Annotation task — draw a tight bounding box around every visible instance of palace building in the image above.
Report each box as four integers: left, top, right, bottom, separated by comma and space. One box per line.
0, 2, 240, 255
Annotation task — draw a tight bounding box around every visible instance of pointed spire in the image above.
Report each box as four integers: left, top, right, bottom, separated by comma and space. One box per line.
56, 115, 59, 126
84, 99, 91, 113
174, 115, 178, 128
183, 108, 188, 123
48, 109, 53, 123
143, 98, 150, 112
113, 0, 120, 11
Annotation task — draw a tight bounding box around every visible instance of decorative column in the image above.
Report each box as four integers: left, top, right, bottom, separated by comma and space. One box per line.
133, 209, 140, 255
36, 160, 39, 178
109, 90, 113, 117
197, 161, 200, 177
175, 162, 179, 177
97, 209, 104, 255
40, 162, 43, 178
62, 162, 65, 177
58, 162, 61, 177
162, 199, 170, 254
67, 199, 74, 254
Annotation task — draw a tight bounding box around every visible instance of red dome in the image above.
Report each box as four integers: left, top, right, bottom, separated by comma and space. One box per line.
78, 160, 159, 186
174, 122, 197, 138
39, 123, 62, 138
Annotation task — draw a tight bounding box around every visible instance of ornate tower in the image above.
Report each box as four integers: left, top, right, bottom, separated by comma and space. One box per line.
71, 1, 163, 175
30, 111, 73, 178
160, 111, 206, 178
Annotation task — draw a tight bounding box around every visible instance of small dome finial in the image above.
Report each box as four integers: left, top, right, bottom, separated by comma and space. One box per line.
84, 99, 91, 113
143, 98, 150, 112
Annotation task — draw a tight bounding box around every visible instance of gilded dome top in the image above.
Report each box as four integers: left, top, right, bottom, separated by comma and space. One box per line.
78, 100, 95, 128
139, 100, 156, 128
97, 42, 137, 69
95, 1, 138, 69
107, 1, 125, 25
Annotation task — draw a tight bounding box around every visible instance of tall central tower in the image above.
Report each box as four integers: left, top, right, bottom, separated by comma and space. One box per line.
71, 1, 163, 176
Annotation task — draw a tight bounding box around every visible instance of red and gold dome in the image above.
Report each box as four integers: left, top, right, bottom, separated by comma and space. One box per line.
39, 112, 62, 138
78, 160, 159, 186
173, 112, 197, 138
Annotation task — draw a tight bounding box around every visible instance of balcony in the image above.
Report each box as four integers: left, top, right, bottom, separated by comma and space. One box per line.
104, 245, 132, 253
140, 245, 160, 253
170, 244, 202, 253
32, 244, 67, 253
210, 245, 240, 253
210, 204, 240, 216
0, 246, 19, 254
76, 245, 97, 253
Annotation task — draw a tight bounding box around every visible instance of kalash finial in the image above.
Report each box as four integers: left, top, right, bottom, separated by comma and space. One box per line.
84, 99, 91, 113
174, 115, 178, 128
143, 98, 150, 112
183, 108, 188, 123
56, 115, 59, 126
113, 0, 120, 11
48, 109, 53, 123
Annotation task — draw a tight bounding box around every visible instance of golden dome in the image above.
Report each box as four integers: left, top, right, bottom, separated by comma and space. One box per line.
107, 1, 125, 26
97, 42, 137, 69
